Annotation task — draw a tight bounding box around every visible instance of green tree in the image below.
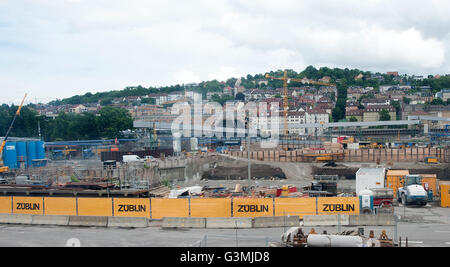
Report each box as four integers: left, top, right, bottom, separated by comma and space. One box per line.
349, 116, 358, 122
402, 97, 411, 104
428, 97, 445, 105
141, 98, 156, 104
96, 107, 133, 138
379, 109, 391, 121
235, 92, 245, 101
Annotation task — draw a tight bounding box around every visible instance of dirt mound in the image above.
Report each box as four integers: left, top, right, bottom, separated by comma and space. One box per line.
202, 164, 286, 180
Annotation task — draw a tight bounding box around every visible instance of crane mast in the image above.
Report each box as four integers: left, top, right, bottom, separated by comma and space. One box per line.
265, 71, 335, 136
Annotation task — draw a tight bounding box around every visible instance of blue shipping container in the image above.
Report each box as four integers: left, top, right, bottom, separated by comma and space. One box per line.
3, 142, 18, 169
35, 141, 45, 159
16, 142, 27, 168
26, 141, 37, 167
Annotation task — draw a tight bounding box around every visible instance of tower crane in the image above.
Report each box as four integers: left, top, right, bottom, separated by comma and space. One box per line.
0, 93, 27, 174
265, 71, 335, 135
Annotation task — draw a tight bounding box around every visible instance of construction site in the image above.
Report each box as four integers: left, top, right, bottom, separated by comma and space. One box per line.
1, 92, 450, 248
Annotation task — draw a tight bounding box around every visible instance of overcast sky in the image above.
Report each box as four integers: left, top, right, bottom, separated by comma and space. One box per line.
1, 0, 449, 105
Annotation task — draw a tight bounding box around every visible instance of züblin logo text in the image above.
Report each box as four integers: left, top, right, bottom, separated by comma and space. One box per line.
118, 204, 146, 212
322, 204, 355, 212
237, 205, 269, 213
16, 203, 40, 210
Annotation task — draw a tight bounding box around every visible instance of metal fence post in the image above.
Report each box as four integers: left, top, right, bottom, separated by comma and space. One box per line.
394, 215, 398, 246
235, 221, 238, 247
338, 214, 341, 232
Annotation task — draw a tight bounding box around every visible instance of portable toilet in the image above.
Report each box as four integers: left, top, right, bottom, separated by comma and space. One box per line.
3, 142, 18, 169
16, 142, 27, 168
26, 141, 37, 167
359, 189, 374, 214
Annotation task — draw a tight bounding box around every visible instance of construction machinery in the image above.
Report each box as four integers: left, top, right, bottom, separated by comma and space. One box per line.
424, 157, 438, 164
302, 175, 338, 197
303, 152, 345, 162
397, 175, 428, 206
265, 71, 336, 135
0, 94, 27, 174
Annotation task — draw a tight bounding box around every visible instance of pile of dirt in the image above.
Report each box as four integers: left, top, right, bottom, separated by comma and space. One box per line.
202, 164, 286, 180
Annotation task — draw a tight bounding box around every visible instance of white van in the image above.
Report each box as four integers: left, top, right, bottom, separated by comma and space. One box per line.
122, 155, 144, 163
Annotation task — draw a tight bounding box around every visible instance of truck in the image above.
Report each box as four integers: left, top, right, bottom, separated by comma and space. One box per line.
122, 155, 144, 163
397, 175, 428, 206
371, 188, 394, 208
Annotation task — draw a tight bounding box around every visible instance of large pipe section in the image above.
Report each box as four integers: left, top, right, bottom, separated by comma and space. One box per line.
307, 234, 364, 247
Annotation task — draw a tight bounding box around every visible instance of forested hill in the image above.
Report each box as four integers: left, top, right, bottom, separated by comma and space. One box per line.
45, 66, 450, 106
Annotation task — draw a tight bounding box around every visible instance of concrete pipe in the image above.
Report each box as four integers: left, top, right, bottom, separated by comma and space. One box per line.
307, 234, 364, 247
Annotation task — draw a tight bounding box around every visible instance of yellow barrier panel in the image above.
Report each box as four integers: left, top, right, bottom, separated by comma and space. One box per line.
274, 198, 316, 218
232, 198, 273, 217
77, 198, 113, 216
317, 197, 359, 215
13, 197, 43, 215
441, 184, 450, 208
0, 196, 12, 214
44, 197, 77, 216
151, 198, 189, 219
190, 198, 232, 218
113, 198, 150, 218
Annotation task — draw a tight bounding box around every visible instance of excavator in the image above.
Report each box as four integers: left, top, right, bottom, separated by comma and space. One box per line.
0, 94, 27, 176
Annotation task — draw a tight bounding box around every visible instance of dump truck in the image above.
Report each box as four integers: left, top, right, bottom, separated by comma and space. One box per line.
397, 175, 428, 206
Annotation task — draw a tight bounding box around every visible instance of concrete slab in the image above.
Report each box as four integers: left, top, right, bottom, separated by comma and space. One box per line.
0, 214, 33, 224
162, 217, 206, 228
206, 217, 252, 229
349, 214, 395, 226
107, 217, 148, 228
31, 215, 69, 226
253, 216, 300, 228
303, 215, 349, 226
68, 216, 108, 227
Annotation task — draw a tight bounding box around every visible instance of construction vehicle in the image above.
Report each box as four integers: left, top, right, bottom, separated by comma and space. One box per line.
0, 94, 27, 175
397, 175, 428, 206
303, 152, 344, 162
371, 188, 394, 208
302, 175, 338, 197
424, 157, 438, 164
265, 71, 335, 135
337, 136, 354, 144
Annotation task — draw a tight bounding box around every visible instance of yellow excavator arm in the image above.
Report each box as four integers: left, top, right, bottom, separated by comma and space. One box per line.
0, 93, 27, 173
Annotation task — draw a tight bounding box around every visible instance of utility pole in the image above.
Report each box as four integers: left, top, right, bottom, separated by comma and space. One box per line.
247, 111, 251, 186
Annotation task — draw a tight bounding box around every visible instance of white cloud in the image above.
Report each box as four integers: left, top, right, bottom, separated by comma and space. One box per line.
0, 0, 449, 104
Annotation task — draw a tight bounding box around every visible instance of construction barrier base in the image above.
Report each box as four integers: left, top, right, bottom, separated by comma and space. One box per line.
348, 214, 395, 226
107, 217, 148, 228
162, 217, 206, 228
31, 215, 69, 226
0, 214, 33, 224
253, 216, 300, 228
303, 215, 350, 226
68, 216, 108, 227
206, 217, 252, 229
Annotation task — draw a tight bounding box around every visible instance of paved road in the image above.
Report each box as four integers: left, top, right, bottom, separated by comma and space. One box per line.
0, 205, 448, 247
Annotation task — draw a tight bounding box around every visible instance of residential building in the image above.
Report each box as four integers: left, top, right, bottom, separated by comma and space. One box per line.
435, 89, 450, 101
345, 109, 363, 122
362, 106, 396, 122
